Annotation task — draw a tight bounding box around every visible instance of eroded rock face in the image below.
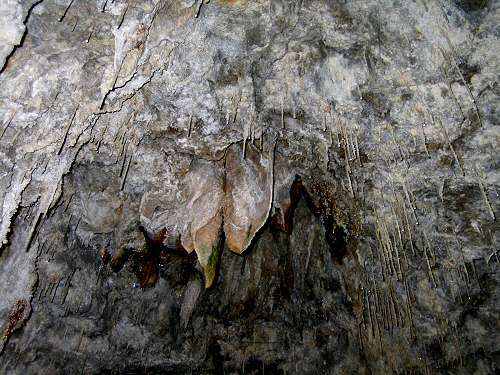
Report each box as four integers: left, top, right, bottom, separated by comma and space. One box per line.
0, 0, 499, 374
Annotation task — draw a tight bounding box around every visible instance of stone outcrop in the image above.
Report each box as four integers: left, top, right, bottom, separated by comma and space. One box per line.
0, 0, 498, 374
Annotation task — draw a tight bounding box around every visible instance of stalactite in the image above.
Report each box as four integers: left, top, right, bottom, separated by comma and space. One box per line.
58, 0, 75, 23
85, 26, 94, 43
474, 167, 496, 221
439, 41, 482, 127
0, 110, 16, 140
281, 96, 285, 129
424, 246, 437, 288
188, 114, 193, 137
57, 105, 79, 155
117, 2, 129, 29
120, 155, 132, 191
438, 118, 465, 176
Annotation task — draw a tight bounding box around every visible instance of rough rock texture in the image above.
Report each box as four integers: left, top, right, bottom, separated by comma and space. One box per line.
0, 0, 499, 374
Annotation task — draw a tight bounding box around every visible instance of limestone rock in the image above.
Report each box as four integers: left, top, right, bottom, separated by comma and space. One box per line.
0, 0, 498, 373
180, 159, 224, 288
223, 143, 273, 254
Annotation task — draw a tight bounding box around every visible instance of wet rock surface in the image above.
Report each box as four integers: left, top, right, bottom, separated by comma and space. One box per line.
0, 0, 499, 373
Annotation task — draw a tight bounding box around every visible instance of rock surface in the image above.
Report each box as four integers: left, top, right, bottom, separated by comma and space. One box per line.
0, 0, 499, 374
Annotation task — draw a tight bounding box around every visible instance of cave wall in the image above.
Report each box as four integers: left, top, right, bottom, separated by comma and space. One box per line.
0, 0, 499, 374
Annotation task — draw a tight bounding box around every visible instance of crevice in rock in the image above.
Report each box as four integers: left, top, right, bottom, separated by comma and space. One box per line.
271, 175, 351, 264
111, 225, 192, 288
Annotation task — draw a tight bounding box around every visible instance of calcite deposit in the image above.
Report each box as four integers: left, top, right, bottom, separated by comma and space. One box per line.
0, 0, 499, 374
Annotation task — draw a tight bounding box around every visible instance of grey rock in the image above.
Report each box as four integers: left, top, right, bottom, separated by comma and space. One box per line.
0, 0, 499, 374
